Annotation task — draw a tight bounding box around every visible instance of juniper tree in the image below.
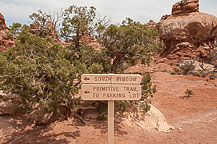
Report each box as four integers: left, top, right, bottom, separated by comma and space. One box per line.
97, 18, 163, 73
0, 6, 163, 123
61, 5, 96, 47
0, 27, 83, 121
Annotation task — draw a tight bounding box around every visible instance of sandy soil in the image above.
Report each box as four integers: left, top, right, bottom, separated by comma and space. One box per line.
1, 61, 217, 144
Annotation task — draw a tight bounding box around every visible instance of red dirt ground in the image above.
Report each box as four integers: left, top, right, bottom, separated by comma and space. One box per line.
1, 61, 217, 144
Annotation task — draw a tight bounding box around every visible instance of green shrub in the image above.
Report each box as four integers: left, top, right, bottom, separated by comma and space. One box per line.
162, 69, 168, 72
174, 68, 180, 73
214, 64, 217, 72
171, 72, 176, 75
96, 115, 107, 121
170, 62, 174, 66
201, 73, 207, 78
179, 61, 195, 75
191, 72, 201, 77
0, 32, 81, 120
209, 74, 216, 80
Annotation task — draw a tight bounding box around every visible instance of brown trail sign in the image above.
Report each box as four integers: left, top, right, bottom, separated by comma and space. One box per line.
81, 74, 142, 84
81, 74, 142, 144
81, 84, 141, 100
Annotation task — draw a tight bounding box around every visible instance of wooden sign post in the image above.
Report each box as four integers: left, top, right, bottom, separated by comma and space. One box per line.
81, 74, 142, 144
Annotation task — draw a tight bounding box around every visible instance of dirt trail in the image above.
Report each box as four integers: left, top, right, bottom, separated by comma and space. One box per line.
173, 109, 217, 128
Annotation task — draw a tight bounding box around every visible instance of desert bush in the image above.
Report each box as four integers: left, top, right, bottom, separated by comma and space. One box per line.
0, 30, 82, 122
174, 68, 180, 73
209, 74, 216, 80
191, 72, 201, 77
162, 69, 168, 72
179, 60, 195, 75
170, 62, 174, 66
170, 72, 176, 75
5, 31, 13, 40
170, 68, 182, 75
9, 23, 23, 38
198, 70, 208, 78
97, 17, 163, 73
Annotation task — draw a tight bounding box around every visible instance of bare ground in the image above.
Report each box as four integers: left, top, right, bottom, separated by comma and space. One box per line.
1, 61, 217, 144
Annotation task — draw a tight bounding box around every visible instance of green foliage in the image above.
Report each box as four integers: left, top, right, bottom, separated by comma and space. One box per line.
170, 62, 174, 66
5, 31, 13, 40
209, 74, 216, 80
29, 10, 61, 38
29, 10, 52, 37
174, 68, 180, 73
1, 6, 164, 121
213, 50, 217, 72
96, 115, 107, 121
214, 64, 217, 72
61, 5, 96, 46
114, 73, 157, 113
170, 68, 182, 75
191, 72, 201, 77
162, 69, 168, 72
9, 23, 22, 38
115, 101, 130, 113
201, 73, 208, 78
97, 18, 163, 73
0, 29, 81, 120
179, 61, 195, 75
170, 72, 176, 75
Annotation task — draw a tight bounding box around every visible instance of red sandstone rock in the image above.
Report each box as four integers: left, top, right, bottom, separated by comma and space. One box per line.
78, 25, 101, 49
147, 20, 157, 27
79, 32, 94, 44
46, 21, 59, 41
30, 21, 59, 41
157, 0, 217, 60
0, 13, 14, 51
172, 0, 199, 16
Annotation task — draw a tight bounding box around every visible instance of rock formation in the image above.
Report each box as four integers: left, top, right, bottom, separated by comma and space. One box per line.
172, 0, 199, 15
30, 21, 59, 41
0, 91, 19, 115
46, 21, 59, 41
79, 25, 101, 50
121, 105, 174, 132
147, 20, 157, 28
0, 13, 14, 51
157, 0, 217, 60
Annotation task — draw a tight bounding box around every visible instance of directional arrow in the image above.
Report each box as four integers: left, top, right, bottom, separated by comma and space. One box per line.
84, 91, 90, 94
84, 77, 90, 81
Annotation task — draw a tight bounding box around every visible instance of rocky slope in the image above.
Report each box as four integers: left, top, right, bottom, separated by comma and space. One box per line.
0, 13, 14, 51
157, 0, 217, 60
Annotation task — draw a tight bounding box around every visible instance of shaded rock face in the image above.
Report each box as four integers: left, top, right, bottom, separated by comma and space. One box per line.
79, 25, 101, 50
79, 32, 94, 44
30, 21, 59, 41
46, 21, 59, 41
0, 91, 19, 116
0, 13, 14, 51
157, 0, 217, 60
